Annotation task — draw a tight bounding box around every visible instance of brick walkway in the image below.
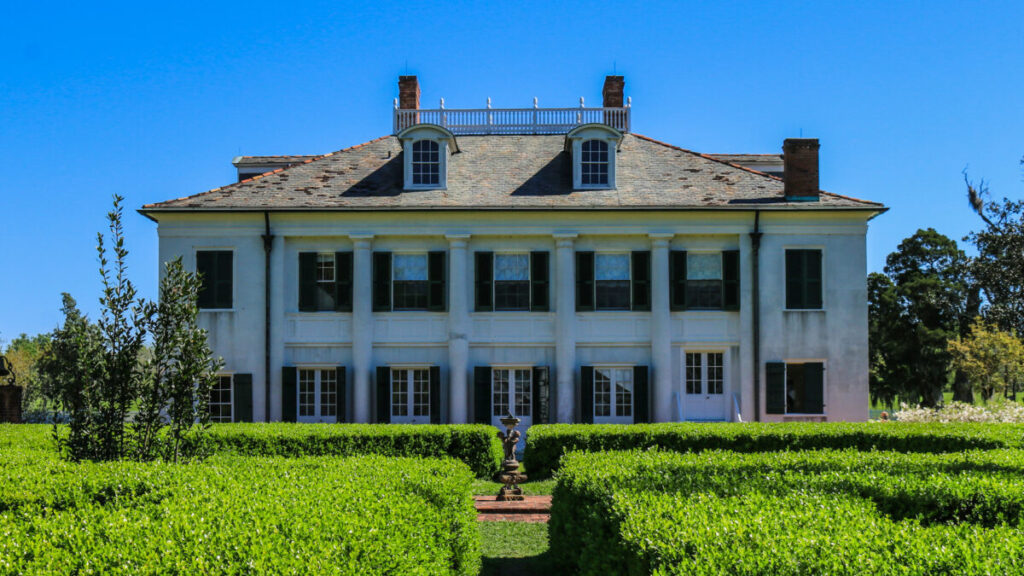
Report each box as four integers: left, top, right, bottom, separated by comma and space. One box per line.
474, 495, 552, 523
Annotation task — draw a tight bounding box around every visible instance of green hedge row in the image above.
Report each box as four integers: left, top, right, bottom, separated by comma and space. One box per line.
525, 422, 1024, 477
550, 449, 1024, 575
0, 452, 481, 575
179, 423, 503, 478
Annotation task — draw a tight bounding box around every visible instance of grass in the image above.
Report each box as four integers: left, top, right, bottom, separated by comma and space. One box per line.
472, 478, 556, 496
478, 522, 551, 576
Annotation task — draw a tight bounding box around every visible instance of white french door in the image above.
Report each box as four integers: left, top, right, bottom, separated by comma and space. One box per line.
297, 368, 338, 423
391, 368, 431, 424
683, 352, 727, 421
492, 368, 532, 450
594, 367, 634, 424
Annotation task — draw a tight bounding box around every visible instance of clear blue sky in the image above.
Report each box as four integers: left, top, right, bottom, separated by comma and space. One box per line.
2, 0, 1022, 340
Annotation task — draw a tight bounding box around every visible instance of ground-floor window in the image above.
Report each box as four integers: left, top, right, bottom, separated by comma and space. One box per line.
392, 368, 431, 423
594, 367, 633, 424
210, 375, 233, 423
767, 361, 825, 415
685, 352, 724, 395
298, 368, 338, 423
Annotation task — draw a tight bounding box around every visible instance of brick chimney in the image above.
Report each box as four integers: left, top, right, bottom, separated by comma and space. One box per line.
602, 75, 625, 108
398, 75, 420, 110
783, 138, 820, 201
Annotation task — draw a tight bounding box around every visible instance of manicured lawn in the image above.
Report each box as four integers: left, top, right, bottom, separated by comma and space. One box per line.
478, 522, 551, 576
471, 478, 556, 496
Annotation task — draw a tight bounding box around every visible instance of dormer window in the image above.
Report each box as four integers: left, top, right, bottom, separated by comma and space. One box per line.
581, 140, 609, 186
397, 124, 457, 190
412, 140, 440, 186
566, 124, 622, 190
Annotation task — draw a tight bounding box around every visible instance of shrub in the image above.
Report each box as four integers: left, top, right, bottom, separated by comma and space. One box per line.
525, 422, 1024, 477
550, 449, 1024, 575
184, 423, 503, 478
0, 451, 481, 575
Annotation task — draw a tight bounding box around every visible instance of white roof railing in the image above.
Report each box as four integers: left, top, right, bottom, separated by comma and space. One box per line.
393, 97, 631, 135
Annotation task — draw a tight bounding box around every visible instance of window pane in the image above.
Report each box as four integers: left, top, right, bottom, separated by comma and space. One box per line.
615, 369, 633, 417
412, 140, 440, 186
596, 280, 630, 310
786, 363, 806, 413
393, 281, 428, 310
493, 369, 510, 417
209, 375, 233, 423
391, 370, 409, 417
393, 254, 428, 281
320, 369, 337, 417
316, 254, 335, 282
595, 254, 629, 280
581, 140, 609, 186
594, 369, 612, 417
413, 369, 430, 417
708, 353, 724, 395
687, 253, 722, 280
299, 369, 316, 417
514, 369, 531, 417
685, 280, 723, 309
494, 281, 530, 310
685, 353, 702, 395
495, 254, 529, 281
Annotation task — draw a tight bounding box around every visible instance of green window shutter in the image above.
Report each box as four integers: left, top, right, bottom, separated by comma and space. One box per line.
427, 251, 446, 312
633, 365, 650, 423
282, 367, 297, 422
196, 251, 215, 309
532, 366, 550, 424
806, 250, 823, 309
631, 251, 651, 311
530, 251, 550, 312
475, 252, 494, 312
232, 373, 253, 423
576, 251, 595, 312
723, 250, 740, 311
372, 252, 392, 312
215, 251, 233, 309
474, 366, 492, 424
670, 250, 687, 311
376, 367, 391, 423
429, 366, 442, 424
804, 362, 824, 414
580, 366, 594, 424
766, 362, 786, 415
785, 250, 802, 309
335, 366, 347, 422
298, 252, 317, 312
335, 252, 353, 312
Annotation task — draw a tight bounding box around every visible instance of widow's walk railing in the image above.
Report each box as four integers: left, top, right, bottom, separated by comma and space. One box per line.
393, 99, 631, 135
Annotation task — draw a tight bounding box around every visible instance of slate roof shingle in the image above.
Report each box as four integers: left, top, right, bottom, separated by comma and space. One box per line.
143, 134, 884, 212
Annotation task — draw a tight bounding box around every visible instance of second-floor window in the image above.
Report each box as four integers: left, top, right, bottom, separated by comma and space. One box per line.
373, 251, 446, 312
393, 254, 429, 310
411, 140, 440, 186
670, 250, 740, 311
786, 249, 823, 309
576, 251, 651, 312
475, 251, 550, 312
197, 250, 233, 309
299, 252, 353, 312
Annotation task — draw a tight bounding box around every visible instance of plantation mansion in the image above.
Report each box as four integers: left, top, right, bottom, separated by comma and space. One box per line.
141, 76, 885, 429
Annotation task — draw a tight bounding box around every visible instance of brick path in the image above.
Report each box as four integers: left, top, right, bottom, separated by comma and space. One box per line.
474, 495, 552, 523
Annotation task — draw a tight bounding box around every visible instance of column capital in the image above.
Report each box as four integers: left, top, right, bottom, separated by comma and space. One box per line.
649, 233, 674, 245
445, 233, 471, 247
349, 233, 374, 249
553, 232, 578, 248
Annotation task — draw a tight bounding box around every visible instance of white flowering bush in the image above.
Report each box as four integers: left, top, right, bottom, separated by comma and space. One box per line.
894, 400, 1024, 423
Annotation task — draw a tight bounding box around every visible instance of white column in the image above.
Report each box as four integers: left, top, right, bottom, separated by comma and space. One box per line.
738, 232, 754, 422
447, 234, 471, 424
350, 234, 374, 423
650, 234, 674, 422
554, 234, 577, 423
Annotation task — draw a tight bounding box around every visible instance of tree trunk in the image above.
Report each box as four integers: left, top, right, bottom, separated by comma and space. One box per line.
951, 369, 974, 404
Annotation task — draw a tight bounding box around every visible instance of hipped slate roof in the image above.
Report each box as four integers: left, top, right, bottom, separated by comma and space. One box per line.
143, 134, 883, 213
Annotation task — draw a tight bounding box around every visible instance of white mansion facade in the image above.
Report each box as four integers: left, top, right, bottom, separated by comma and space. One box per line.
142, 76, 885, 428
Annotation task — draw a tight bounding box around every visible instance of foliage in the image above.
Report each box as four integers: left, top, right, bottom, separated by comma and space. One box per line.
948, 319, 1024, 401
868, 229, 979, 406
0, 433, 481, 575
895, 400, 1024, 423
0, 332, 51, 411
550, 449, 1024, 575
965, 173, 1024, 336
181, 422, 504, 477
523, 422, 1024, 478
133, 258, 222, 462
38, 196, 221, 463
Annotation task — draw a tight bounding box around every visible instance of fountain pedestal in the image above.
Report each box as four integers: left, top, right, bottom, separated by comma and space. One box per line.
496, 413, 527, 501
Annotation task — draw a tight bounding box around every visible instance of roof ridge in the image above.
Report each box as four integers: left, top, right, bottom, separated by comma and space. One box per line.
819, 190, 884, 207
631, 133, 784, 181
143, 136, 393, 209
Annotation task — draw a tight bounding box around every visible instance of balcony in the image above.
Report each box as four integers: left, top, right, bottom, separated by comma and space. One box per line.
393, 100, 631, 135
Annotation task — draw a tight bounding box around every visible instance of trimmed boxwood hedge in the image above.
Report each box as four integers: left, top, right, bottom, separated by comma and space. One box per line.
0, 450, 481, 575
185, 423, 503, 477
525, 422, 1024, 477
550, 449, 1024, 575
